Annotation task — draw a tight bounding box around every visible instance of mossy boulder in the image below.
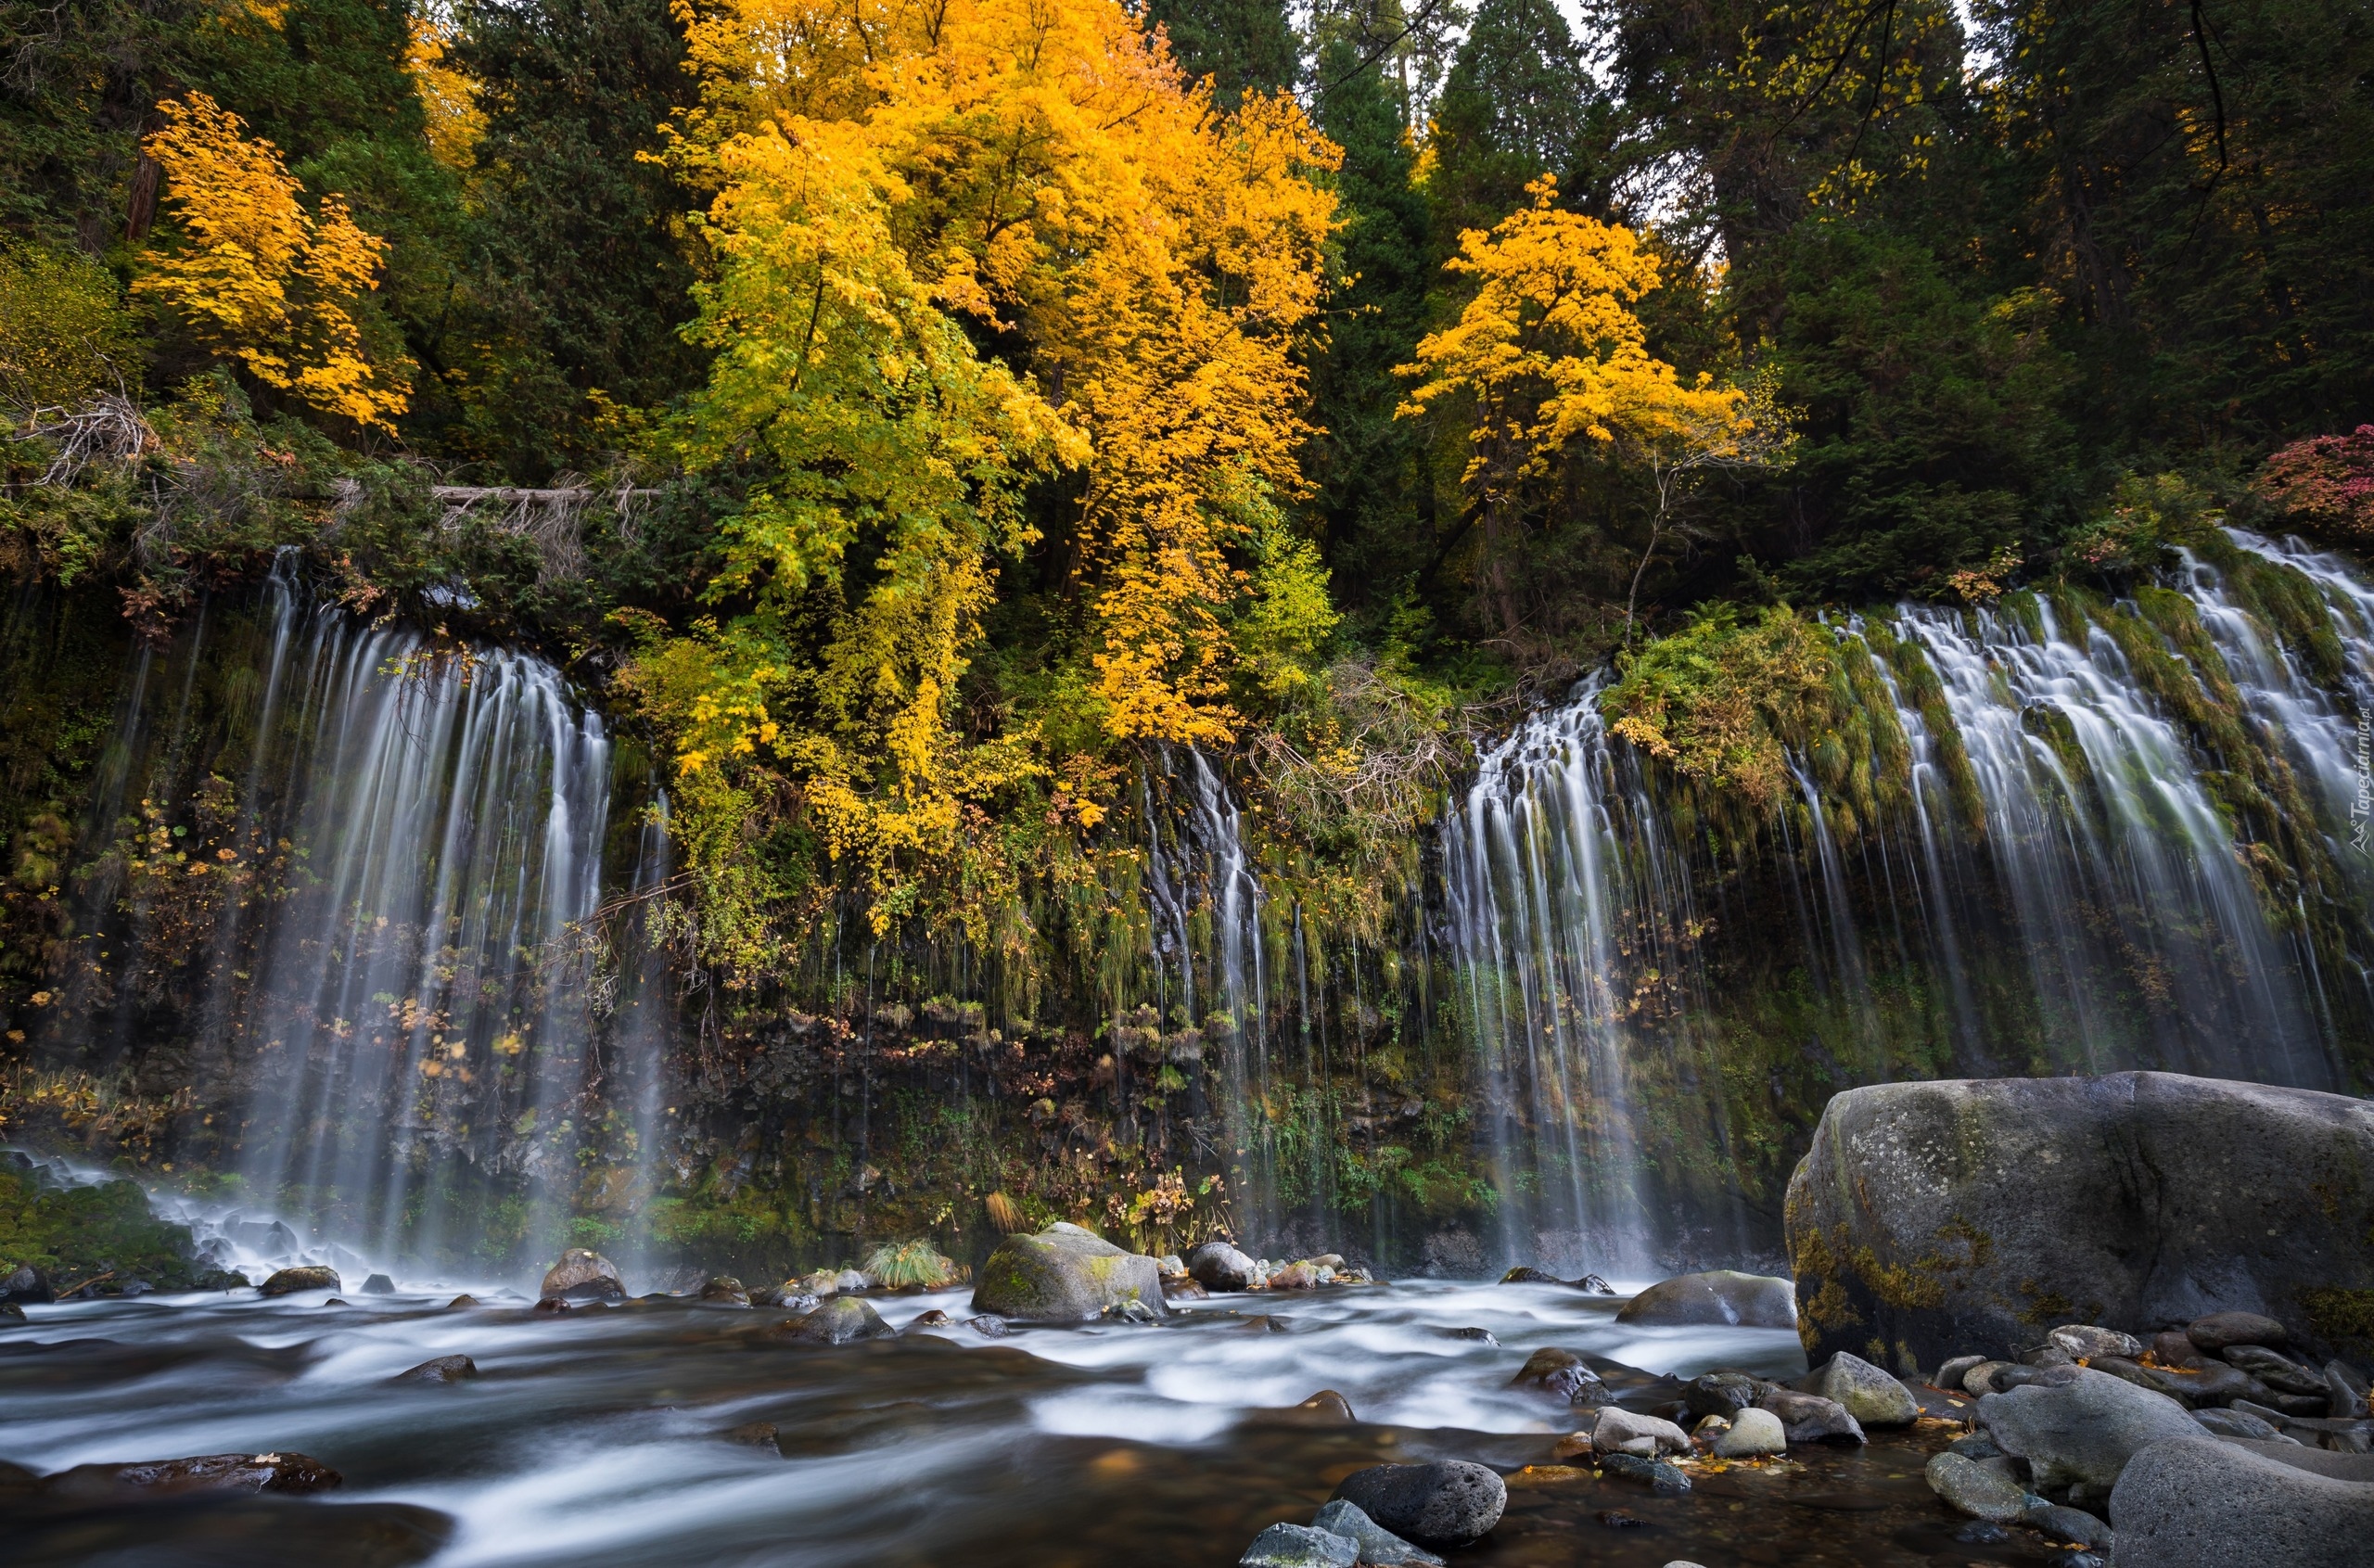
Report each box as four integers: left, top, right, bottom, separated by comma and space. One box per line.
1785, 1072, 2374, 1372
0, 1154, 210, 1293
969, 1222, 1167, 1322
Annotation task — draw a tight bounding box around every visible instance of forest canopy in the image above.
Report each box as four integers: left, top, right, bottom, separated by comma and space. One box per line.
5, 0, 2370, 976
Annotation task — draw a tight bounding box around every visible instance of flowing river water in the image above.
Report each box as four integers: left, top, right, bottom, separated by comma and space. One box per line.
0, 1268, 2099, 1568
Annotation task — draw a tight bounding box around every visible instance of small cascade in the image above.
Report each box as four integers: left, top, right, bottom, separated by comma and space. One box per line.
1439, 684, 1709, 1275
1141, 748, 1275, 1241
610, 791, 679, 1278
40, 555, 626, 1269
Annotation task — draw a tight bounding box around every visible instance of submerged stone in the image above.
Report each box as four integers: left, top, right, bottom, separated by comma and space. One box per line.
46, 1450, 344, 1498
391, 1354, 478, 1383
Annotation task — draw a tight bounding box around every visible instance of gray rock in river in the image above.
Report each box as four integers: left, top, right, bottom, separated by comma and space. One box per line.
1186, 1240, 1257, 1293
2109, 1435, 2374, 1567
1614, 1269, 1795, 1330
1683, 1370, 1763, 1420
45, 1451, 344, 1498
1308, 1500, 1442, 1566
972, 1223, 1167, 1321
1783, 1072, 2374, 1371
540, 1248, 624, 1302
1976, 1366, 2200, 1499
1239, 1523, 1358, 1567
1755, 1389, 1866, 1445
1712, 1408, 1787, 1457
1510, 1347, 1608, 1404
1796, 1350, 1921, 1426
258, 1266, 341, 1297
1329, 1460, 1507, 1547
772, 1296, 896, 1343
1923, 1451, 2029, 1521
1596, 1453, 1691, 1494
390, 1354, 478, 1383
2022, 1499, 2112, 1549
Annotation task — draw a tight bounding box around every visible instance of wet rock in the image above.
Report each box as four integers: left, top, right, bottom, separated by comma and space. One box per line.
390, 1355, 477, 1383
2221, 1343, 2329, 1396
1783, 1073, 2374, 1371
0, 1301, 23, 1324
1756, 1389, 1866, 1445
1925, 1451, 2030, 1521
1596, 1453, 1691, 1495
46, 1451, 344, 1498
1614, 1269, 1795, 1330
531, 1296, 574, 1313
2109, 1434, 2374, 1567
2023, 1500, 2112, 1549
971, 1223, 1166, 1322
1511, 1347, 1608, 1404
1269, 1262, 1321, 1290
2018, 1342, 2077, 1369
1713, 1407, 1786, 1457
2185, 1309, 2287, 1353
1238, 1314, 1290, 1333
1684, 1370, 1763, 1420
2189, 1405, 2289, 1441
1329, 1460, 1508, 1548
1977, 1365, 2200, 1498
1797, 1350, 1921, 1427
1163, 1278, 1210, 1301
773, 1297, 896, 1344
1595, 1509, 1646, 1527
1155, 1254, 1186, 1277
2149, 1329, 2206, 1368
1282, 1390, 1356, 1423
1309, 1499, 1442, 1566
1238, 1523, 1358, 1567
833, 1268, 871, 1294
2328, 1358, 2370, 1419
724, 1421, 778, 1447
445, 1294, 479, 1308
910, 1309, 953, 1329
1949, 1432, 2005, 1460
699, 1276, 750, 1307
258, 1266, 341, 1297
1500, 1266, 1563, 1284
1936, 1354, 1988, 1390
1592, 1407, 1689, 1457
1104, 1298, 1160, 1323
1441, 1325, 1497, 1344
1962, 1359, 2013, 1396
965, 1315, 1011, 1337
322, 1297, 349, 1307
361, 1273, 396, 1295
539, 1249, 623, 1303
0, 1264, 54, 1303
2047, 1325, 2141, 1362
1187, 1241, 1257, 1292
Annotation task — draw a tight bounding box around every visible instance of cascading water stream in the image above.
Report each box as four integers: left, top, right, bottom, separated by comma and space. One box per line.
1444, 529, 2374, 1267
36, 554, 641, 1273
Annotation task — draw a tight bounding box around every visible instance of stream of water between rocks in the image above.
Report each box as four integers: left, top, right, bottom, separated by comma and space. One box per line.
0, 1278, 2114, 1568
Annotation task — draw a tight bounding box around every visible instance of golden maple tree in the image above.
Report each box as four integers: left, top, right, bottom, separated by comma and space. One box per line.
641, 0, 1340, 946
134, 93, 411, 429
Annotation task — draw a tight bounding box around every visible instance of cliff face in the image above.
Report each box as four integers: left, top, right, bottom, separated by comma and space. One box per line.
3, 527, 2371, 1282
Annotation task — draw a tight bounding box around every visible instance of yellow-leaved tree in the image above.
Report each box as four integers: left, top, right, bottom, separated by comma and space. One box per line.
1398, 178, 1792, 639
134, 93, 412, 429
637, 0, 1340, 955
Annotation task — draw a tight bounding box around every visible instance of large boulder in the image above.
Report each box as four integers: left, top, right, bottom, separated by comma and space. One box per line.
1187, 1241, 1257, 1293
1614, 1269, 1795, 1330
1328, 1461, 1506, 1549
1784, 1072, 2374, 1370
1976, 1366, 2201, 1500
970, 1223, 1166, 1322
2109, 1435, 2374, 1567
772, 1297, 896, 1344
540, 1248, 623, 1302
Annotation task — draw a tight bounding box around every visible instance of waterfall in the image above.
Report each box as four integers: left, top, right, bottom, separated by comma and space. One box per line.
39, 555, 627, 1271
1446, 530, 2372, 1266
1440, 684, 1707, 1275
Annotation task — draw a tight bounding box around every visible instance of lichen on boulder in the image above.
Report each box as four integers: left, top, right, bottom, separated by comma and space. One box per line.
969, 1222, 1167, 1322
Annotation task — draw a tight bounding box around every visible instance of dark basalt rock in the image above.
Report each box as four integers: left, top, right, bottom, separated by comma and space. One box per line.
1683, 1370, 1764, 1420
539, 1249, 624, 1303
45, 1450, 344, 1498
2220, 1344, 2329, 1396
361, 1273, 396, 1295
1595, 1453, 1691, 1494
1511, 1347, 1610, 1404
391, 1355, 477, 1383
1329, 1461, 1507, 1547
0, 1301, 24, 1324
2187, 1310, 2288, 1352
1785, 1072, 2374, 1370
257, 1266, 340, 1297
1, 1264, 56, 1303
698, 1276, 750, 1307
